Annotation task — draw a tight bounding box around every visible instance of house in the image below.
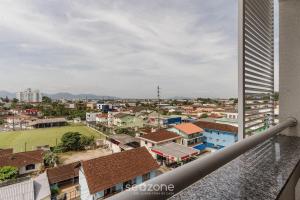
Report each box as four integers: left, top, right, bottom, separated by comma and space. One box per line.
0, 150, 44, 175
113, 113, 143, 128
0, 173, 51, 200
148, 115, 182, 127
106, 134, 140, 153
168, 123, 204, 147
113, 113, 133, 127
79, 147, 159, 199
138, 129, 182, 152
46, 162, 80, 188
151, 142, 199, 165
96, 113, 108, 124
24, 109, 40, 116
193, 121, 238, 149
86, 112, 101, 123
86, 102, 97, 110
97, 104, 112, 113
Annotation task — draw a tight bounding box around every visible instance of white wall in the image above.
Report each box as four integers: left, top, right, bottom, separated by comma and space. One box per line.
79, 168, 93, 200
279, 0, 300, 137
19, 163, 42, 175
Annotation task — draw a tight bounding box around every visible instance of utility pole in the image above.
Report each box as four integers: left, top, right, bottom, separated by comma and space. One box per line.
157, 86, 160, 129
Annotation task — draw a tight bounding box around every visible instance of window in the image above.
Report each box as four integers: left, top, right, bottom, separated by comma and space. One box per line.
25, 164, 35, 171
142, 173, 151, 182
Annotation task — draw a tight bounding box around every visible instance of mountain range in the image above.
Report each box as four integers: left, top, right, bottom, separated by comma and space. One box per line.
0, 91, 117, 100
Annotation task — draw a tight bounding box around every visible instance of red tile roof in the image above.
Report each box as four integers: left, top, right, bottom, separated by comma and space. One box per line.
194, 121, 238, 134
0, 150, 44, 168
81, 147, 159, 194
47, 162, 80, 184
174, 123, 204, 135
139, 129, 181, 143
0, 149, 13, 156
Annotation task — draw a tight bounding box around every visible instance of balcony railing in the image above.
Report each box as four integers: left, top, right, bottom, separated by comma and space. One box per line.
108, 117, 297, 200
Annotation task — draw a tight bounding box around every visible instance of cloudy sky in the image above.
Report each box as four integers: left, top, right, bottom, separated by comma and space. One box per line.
0, 0, 241, 98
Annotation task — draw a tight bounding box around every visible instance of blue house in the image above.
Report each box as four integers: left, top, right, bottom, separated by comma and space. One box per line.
79, 147, 159, 200
193, 121, 238, 149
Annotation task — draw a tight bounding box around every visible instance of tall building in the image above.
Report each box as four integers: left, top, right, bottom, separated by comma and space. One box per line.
16, 88, 42, 103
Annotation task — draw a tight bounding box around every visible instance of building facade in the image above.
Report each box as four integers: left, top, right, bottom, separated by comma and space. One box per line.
16, 88, 42, 103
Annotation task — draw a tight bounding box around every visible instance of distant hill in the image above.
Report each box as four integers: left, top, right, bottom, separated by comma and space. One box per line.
0, 91, 15, 99
0, 90, 117, 100
46, 92, 118, 100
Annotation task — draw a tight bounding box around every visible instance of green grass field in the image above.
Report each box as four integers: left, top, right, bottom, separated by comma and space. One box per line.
0, 125, 105, 152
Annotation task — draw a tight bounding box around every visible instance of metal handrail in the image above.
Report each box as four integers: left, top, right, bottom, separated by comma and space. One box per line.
109, 117, 297, 200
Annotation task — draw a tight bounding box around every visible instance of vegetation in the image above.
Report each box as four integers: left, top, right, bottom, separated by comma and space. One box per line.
115, 128, 136, 137
54, 132, 95, 152
44, 151, 59, 167
0, 119, 4, 125
200, 113, 209, 118
0, 125, 104, 152
51, 185, 60, 196
0, 166, 18, 182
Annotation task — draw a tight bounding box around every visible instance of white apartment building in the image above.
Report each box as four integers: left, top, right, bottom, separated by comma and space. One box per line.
16, 88, 42, 103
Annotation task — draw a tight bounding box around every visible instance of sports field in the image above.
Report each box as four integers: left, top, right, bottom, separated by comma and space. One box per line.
0, 125, 106, 152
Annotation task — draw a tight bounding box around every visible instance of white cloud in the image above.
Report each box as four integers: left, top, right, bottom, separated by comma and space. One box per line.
0, 0, 238, 98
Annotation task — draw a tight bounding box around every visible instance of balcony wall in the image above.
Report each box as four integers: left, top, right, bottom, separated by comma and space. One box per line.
279, 0, 300, 137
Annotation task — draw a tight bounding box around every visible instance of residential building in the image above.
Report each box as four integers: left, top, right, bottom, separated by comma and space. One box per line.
97, 104, 112, 112
79, 147, 159, 199
95, 113, 108, 124
86, 112, 101, 123
47, 162, 79, 189
16, 88, 42, 103
148, 115, 182, 127
106, 134, 140, 153
138, 129, 182, 152
112, 113, 143, 127
193, 121, 238, 149
0, 150, 44, 175
168, 123, 204, 146
151, 142, 199, 165
86, 102, 97, 110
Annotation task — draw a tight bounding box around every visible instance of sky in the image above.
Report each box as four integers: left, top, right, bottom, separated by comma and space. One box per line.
0, 0, 263, 99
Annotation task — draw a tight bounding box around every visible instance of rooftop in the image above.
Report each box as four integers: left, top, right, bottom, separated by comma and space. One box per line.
0, 178, 34, 200
139, 129, 181, 143
81, 147, 159, 194
174, 123, 204, 135
0, 150, 44, 168
110, 134, 139, 145
151, 142, 199, 160
194, 121, 238, 134
29, 118, 66, 126
46, 162, 80, 185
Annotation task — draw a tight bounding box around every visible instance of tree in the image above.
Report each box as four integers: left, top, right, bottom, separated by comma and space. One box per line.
200, 113, 208, 118
0, 119, 4, 125
80, 135, 95, 147
60, 132, 82, 151
12, 98, 18, 103
42, 96, 52, 104
44, 151, 59, 167
0, 166, 18, 182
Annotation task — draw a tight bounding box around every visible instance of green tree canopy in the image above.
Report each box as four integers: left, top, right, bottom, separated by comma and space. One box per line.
60, 132, 82, 151
0, 166, 18, 182
44, 151, 59, 167
42, 96, 52, 104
